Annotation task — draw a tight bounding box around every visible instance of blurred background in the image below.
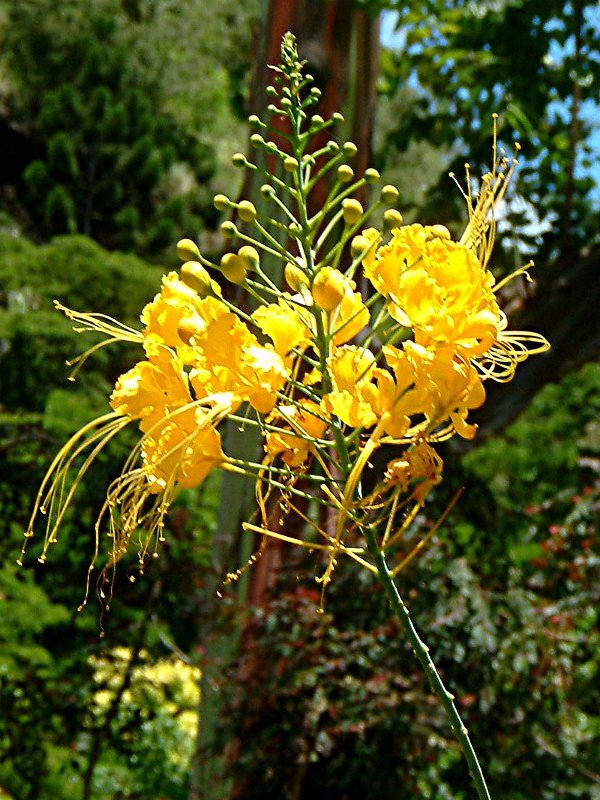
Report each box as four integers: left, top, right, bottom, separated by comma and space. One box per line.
0, 2, 598, 799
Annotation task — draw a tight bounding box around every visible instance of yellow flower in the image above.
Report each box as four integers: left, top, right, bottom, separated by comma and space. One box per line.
141, 409, 224, 491
141, 271, 228, 361
390, 239, 499, 357
190, 312, 289, 414
251, 298, 311, 357
330, 285, 370, 345
110, 349, 226, 489
264, 400, 328, 467
399, 342, 486, 440
385, 440, 443, 504
110, 349, 191, 433
362, 224, 428, 297
323, 346, 379, 428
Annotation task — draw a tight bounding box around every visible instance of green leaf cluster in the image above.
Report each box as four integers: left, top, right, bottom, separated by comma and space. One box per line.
0, 0, 260, 254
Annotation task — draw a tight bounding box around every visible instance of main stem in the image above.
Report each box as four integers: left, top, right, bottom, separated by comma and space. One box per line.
362, 525, 492, 800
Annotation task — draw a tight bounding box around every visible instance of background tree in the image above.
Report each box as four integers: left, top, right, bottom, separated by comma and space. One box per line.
0, 0, 260, 253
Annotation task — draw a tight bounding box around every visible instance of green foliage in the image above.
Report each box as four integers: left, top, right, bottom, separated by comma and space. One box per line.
375, 0, 599, 263
0, 0, 260, 254
222, 363, 600, 799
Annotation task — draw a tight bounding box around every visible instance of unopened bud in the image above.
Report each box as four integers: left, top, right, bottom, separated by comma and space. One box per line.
383, 209, 404, 230
237, 200, 257, 223
248, 114, 260, 126
176, 238, 200, 262
337, 164, 354, 183
260, 184, 275, 198
221, 220, 237, 239
312, 266, 346, 312
381, 184, 399, 205
177, 315, 203, 344
232, 152, 246, 167
180, 261, 212, 295
238, 245, 260, 270
326, 141, 340, 154
284, 263, 309, 292
332, 112, 344, 123
364, 168, 380, 184
220, 253, 247, 284
280, 97, 292, 109
266, 86, 278, 97
250, 133, 264, 147
351, 235, 375, 261
311, 114, 324, 126
427, 224, 452, 240
342, 198, 364, 226
343, 141, 358, 158
283, 156, 299, 172
288, 222, 302, 238
214, 194, 230, 211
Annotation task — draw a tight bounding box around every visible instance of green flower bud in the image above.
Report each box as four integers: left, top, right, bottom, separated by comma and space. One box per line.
332, 112, 344, 123
342, 141, 358, 158
284, 262, 310, 292
221, 220, 237, 239
351, 235, 374, 261
364, 168, 380, 184
232, 152, 247, 167
220, 252, 247, 284
288, 222, 302, 238
176, 238, 200, 262
326, 141, 340, 154
280, 97, 292, 109
266, 86, 278, 97
337, 164, 354, 183
248, 114, 260, 126
180, 261, 212, 295
427, 224, 452, 240
381, 184, 400, 205
383, 209, 404, 230
260, 183, 275, 198
311, 114, 324, 126
237, 200, 257, 223
342, 198, 364, 226
238, 245, 260, 270
250, 133, 264, 147
283, 156, 299, 172
214, 194, 230, 211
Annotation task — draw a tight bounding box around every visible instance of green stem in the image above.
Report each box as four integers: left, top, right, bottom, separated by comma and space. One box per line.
362, 525, 492, 800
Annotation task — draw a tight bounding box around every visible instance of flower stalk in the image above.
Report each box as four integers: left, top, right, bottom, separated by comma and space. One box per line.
362, 522, 492, 800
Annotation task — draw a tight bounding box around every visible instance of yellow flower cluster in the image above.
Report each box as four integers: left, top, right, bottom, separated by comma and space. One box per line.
21, 39, 550, 601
